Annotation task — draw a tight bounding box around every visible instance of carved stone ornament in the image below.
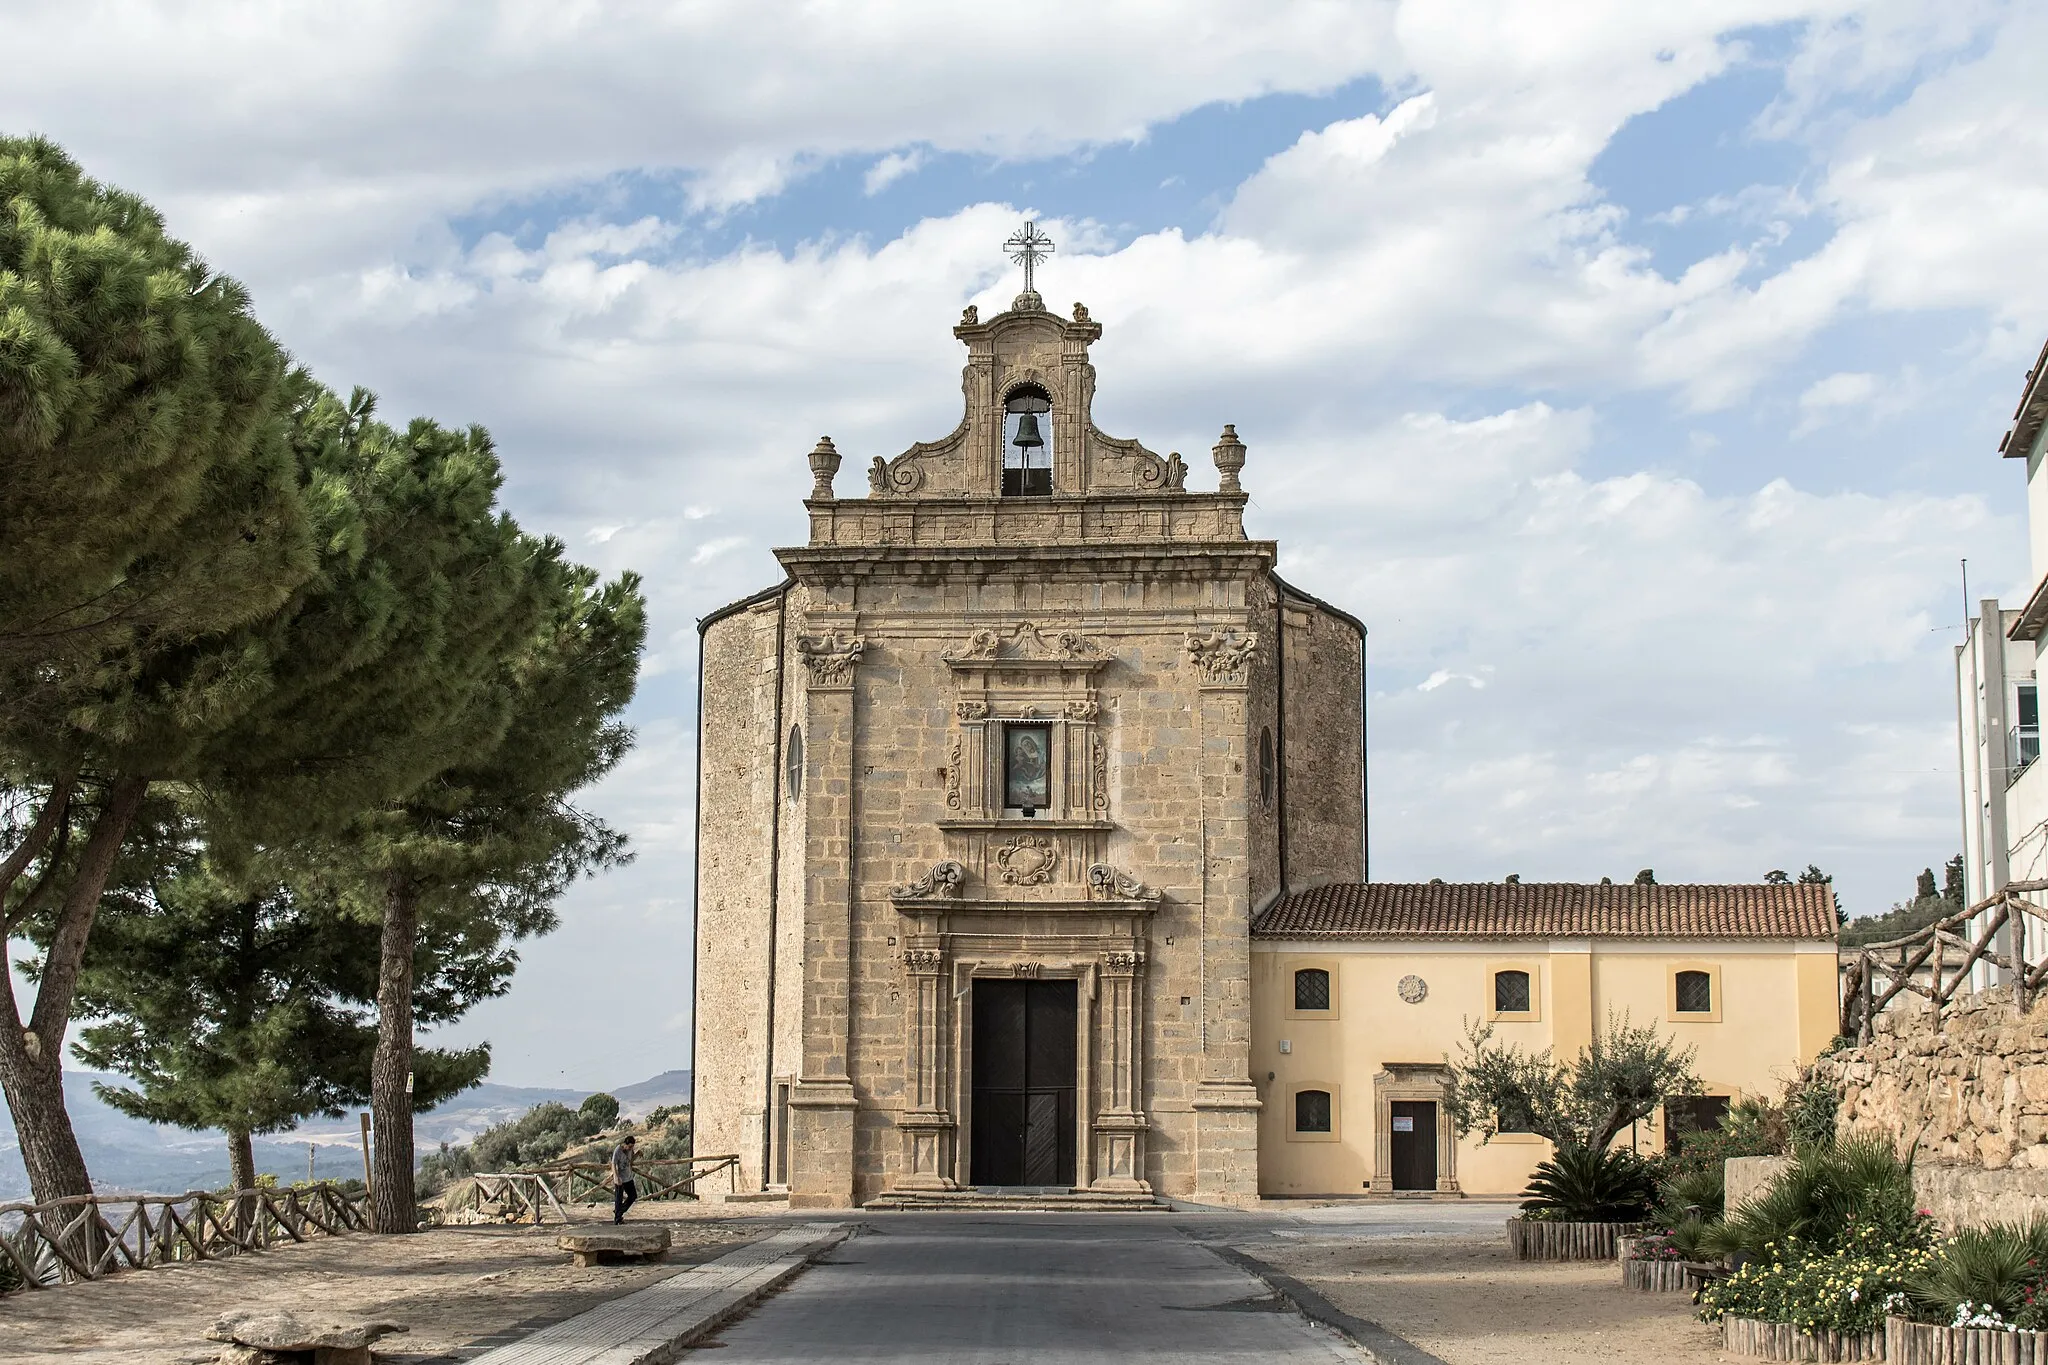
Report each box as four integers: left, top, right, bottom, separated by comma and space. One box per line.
807, 436, 841, 499
891, 860, 966, 902
954, 700, 990, 720
1184, 628, 1258, 685
1088, 863, 1160, 902
1103, 948, 1145, 975
945, 734, 963, 811
1091, 739, 1108, 812
948, 621, 1104, 663
1398, 975, 1428, 1004
960, 304, 979, 325
1009, 962, 1044, 978
1064, 699, 1099, 720
903, 947, 945, 973
797, 630, 865, 684
995, 835, 1059, 886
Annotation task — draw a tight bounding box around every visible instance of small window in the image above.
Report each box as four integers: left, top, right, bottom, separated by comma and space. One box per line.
1294, 1089, 1332, 1133
2019, 683, 2041, 771
1259, 727, 1275, 810
1002, 387, 1053, 496
1493, 969, 1531, 1013
1293, 968, 1330, 1011
785, 725, 803, 799
1675, 970, 1713, 1014
1664, 1095, 1730, 1152
1003, 723, 1052, 811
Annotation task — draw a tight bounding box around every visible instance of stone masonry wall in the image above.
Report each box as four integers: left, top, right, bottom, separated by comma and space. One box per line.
1280, 594, 1364, 889
1822, 986, 2048, 1228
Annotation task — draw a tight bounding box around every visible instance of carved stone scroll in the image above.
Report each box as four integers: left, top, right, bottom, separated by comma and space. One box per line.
1088, 863, 1160, 903
995, 835, 1058, 886
890, 860, 966, 902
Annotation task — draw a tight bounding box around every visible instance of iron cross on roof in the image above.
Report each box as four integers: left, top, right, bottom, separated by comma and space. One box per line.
1004, 221, 1054, 295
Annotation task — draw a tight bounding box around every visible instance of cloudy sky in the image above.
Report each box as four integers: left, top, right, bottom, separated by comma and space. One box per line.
6, 0, 2045, 1089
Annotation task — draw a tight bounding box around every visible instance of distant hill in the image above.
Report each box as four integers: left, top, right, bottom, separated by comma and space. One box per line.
0, 1068, 690, 1200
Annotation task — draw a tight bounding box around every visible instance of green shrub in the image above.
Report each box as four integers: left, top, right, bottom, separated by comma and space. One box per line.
1657, 1163, 1726, 1225
579, 1093, 621, 1129
1520, 1144, 1656, 1223
1905, 1221, 2048, 1330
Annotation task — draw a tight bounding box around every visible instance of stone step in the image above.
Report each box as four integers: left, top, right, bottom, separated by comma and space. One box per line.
863, 1188, 1169, 1212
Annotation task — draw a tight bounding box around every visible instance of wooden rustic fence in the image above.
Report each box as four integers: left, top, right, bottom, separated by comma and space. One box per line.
0, 1182, 368, 1293
1839, 883, 2048, 1042
1721, 1315, 1883, 1361
1506, 1217, 1647, 1260
1887, 1315, 2048, 1362
516, 1153, 741, 1206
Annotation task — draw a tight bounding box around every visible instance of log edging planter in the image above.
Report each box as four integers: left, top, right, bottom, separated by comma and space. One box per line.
1505, 1217, 1648, 1261
1622, 1256, 1693, 1292
1887, 1315, 2048, 1363
1721, 1315, 1884, 1361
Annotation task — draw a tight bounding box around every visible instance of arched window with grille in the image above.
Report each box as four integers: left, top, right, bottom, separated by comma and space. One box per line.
1293, 967, 1330, 1011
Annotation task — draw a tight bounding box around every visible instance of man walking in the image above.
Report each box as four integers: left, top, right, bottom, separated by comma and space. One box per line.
611, 1135, 638, 1224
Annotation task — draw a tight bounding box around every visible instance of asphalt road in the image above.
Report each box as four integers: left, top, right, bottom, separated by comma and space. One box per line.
697, 1213, 1363, 1362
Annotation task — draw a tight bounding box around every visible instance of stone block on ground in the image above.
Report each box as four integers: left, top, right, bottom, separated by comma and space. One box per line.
207, 1308, 407, 1365
558, 1226, 672, 1267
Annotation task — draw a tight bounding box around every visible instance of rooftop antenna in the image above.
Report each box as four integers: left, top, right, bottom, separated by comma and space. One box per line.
1004, 221, 1054, 308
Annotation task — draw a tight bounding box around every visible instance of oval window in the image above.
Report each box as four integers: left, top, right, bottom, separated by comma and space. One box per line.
785, 725, 803, 799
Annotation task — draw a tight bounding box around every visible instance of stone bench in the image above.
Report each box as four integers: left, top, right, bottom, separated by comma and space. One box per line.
208, 1309, 407, 1365
558, 1226, 672, 1267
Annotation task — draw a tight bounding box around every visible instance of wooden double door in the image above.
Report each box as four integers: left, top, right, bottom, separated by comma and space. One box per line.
1389, 1100, 1439, 1191
969, 979, 1077, 1187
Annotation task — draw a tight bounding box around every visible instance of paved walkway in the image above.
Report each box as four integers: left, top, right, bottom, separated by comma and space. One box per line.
697, 1214, 1362, 1362
466, 1222, 852, 1365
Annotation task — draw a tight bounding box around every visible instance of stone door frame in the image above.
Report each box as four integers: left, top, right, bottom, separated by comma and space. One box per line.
1370, 1064, 1461, 1194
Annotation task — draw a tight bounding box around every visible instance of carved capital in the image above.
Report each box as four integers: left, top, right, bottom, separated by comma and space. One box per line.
955, 700, 990, 721
1103, 949, 1147, 976
891, 859, 966, 902
1088, 863, 1161, 903
902, 947, 946, 974
1064, 699, 1099, 720
1184, 628, 1258, 686
797, 630, 865, 685
996, 835, 1058, 886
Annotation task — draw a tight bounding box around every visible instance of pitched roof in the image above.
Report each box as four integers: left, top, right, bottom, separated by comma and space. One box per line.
1253, 881, 1837, 941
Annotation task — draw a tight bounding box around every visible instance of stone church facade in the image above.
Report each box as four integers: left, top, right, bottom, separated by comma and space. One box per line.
691, 287, 1366, 1207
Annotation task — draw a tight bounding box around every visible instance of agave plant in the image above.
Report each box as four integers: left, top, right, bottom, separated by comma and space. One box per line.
1519, 1143, 1656, 1222
1906, 1222, 2048, 1329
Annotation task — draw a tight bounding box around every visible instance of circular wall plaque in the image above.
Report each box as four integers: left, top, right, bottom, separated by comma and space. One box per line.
1397, 975, 1428, 1004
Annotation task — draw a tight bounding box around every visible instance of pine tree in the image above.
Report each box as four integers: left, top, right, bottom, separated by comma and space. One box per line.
1944, 854, 1967, 910
64, 860, 503, 1193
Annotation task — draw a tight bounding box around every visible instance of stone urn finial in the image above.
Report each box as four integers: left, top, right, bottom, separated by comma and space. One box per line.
807, 436, 841, 500
1212, 424, 1247, 494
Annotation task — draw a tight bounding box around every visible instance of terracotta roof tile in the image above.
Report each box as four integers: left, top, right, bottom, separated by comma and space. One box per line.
1252, 882, 1837, 941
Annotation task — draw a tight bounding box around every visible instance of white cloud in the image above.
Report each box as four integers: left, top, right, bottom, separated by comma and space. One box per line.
864, 149, 928, 196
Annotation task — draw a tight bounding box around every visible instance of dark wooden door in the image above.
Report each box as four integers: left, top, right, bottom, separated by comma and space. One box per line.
1390, 1101, 1438, 1191
970, 979, 1077, 1186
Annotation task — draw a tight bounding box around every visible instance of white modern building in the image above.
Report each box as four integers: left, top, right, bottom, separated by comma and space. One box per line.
1957, 337, 2048, 986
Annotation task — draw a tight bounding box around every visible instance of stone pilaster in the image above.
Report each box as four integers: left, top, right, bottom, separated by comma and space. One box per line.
1092, 947, 1152, 1192
1188, 626, 1262, 1204
789, 624, 863, 1209
896, 945, 957, 1189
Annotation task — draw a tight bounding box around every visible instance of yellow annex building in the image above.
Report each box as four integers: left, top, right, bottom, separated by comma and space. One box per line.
690, 255, 1842, 1206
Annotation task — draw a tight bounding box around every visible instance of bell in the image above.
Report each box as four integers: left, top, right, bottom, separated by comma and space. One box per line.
1012, 412, 1045, 449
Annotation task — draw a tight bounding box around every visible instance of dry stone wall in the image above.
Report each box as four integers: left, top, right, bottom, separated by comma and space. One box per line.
1821, 986, 2048, 1227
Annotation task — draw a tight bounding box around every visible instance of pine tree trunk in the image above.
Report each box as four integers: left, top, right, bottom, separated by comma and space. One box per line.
370, 879, 418, 1234
0, 776, 147, 1206
228, 1127, 257, 1241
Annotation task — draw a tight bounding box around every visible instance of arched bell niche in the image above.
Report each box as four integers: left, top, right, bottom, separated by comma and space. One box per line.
1002, 384, 1053, 496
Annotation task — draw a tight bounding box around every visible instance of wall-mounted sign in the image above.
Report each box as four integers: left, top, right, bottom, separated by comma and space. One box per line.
1392, 1116, 1415, 1132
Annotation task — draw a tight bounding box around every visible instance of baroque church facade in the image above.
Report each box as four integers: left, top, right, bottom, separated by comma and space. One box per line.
691, 279, 1366, 1207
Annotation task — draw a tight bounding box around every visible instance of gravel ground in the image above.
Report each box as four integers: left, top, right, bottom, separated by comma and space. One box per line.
0, 1206, 760, 1365
1257, 1229, 1735, 1365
